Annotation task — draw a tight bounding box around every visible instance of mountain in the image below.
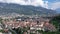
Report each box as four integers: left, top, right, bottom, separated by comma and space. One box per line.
0, 2, 57, 17
56, 8, 60, 13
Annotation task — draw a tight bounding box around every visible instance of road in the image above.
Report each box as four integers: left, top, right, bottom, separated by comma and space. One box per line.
0, 22, 17, 34
7, 25, 17, 34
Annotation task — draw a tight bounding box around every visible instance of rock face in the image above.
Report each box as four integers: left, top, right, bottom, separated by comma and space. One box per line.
0, 2, 57, 16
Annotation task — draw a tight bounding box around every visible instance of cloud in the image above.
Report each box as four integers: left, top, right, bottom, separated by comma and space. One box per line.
0, 0, 60, 10
49, 2, 60, 10
0, 0, 48, 8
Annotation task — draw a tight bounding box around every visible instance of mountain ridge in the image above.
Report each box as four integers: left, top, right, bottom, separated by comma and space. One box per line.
0, 2, 57, 17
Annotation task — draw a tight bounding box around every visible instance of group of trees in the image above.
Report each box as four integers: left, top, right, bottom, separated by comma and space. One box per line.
36, 15, 60, 34
49, 15, 60, 34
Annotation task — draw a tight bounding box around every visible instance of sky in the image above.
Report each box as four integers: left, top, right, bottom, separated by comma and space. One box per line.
0, 0, 60, 10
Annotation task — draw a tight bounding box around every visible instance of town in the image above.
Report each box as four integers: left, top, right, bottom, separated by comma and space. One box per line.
0, 0, 60, 34
0, 15, 57, 34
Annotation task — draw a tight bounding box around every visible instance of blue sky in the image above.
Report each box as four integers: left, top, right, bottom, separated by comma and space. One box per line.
44, 0, 60, 10
44, 0, 60, 2
44, 0, 55, 2
44, 0, 60, 13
